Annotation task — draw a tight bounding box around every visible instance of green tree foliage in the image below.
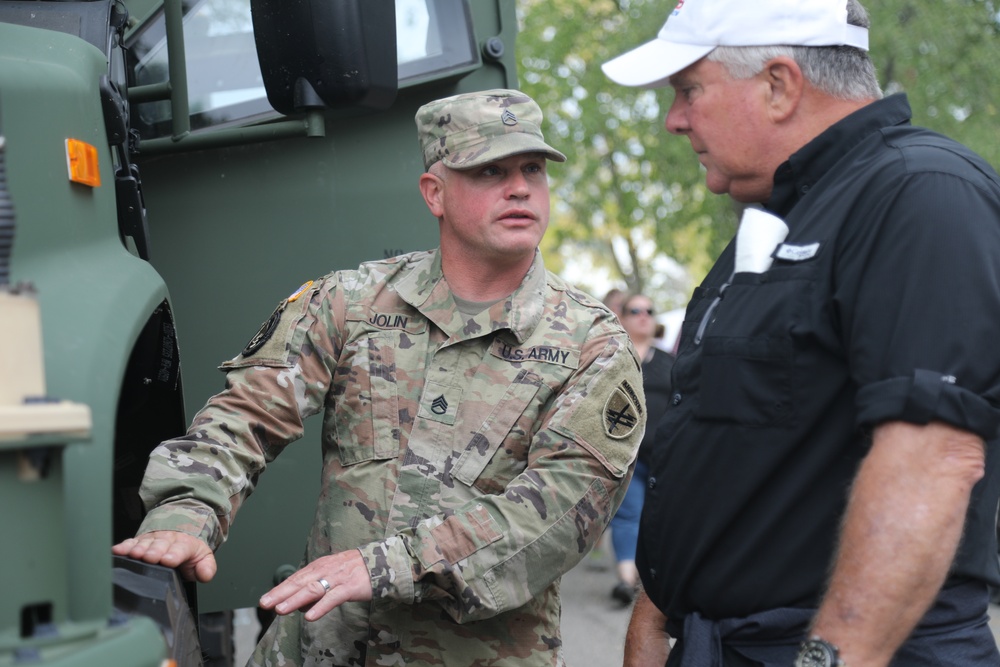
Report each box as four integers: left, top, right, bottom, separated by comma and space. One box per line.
517, 0, 1000, 307
872, 0, 1000, 158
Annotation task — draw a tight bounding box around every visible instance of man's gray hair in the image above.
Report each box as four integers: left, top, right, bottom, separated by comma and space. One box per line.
707, 0, 882, 101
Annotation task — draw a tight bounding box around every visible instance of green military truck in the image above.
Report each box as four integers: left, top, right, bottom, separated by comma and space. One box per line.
0, 0, 518, 664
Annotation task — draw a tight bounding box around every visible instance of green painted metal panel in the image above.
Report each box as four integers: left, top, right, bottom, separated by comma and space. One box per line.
0, 450, 69, 630
0, 616, 167, 667
1, 17, 173, 666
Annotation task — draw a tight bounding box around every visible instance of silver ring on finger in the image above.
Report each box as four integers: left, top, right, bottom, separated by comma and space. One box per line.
318, 578, 331, 593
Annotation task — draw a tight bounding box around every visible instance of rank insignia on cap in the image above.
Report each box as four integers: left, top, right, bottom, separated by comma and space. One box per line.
501, 109, 517, 126
604, 379, 642, 439
242, 302, 286, 357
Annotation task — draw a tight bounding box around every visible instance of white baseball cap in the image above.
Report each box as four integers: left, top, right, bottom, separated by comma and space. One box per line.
602, 0, 869, 88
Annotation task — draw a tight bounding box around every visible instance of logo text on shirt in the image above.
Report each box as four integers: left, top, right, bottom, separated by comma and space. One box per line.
774, 242, 821, 262
369, 312, 410, 329
490, 340, 579, 368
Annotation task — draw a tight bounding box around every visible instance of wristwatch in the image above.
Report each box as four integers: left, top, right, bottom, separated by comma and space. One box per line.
794, 636, 845, 667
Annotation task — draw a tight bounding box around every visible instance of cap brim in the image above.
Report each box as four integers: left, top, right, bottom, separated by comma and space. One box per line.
443, 133, 566, 170
602, 39, 715, 88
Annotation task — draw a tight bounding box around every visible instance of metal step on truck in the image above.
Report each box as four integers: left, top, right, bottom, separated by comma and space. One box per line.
0, 1, 518, 664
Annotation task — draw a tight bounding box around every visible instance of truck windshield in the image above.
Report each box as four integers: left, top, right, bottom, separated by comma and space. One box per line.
129, 0, 477, 137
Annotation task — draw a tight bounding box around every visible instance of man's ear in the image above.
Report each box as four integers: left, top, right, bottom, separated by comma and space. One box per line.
419, 171, 445, 218
763, 56, 804, 123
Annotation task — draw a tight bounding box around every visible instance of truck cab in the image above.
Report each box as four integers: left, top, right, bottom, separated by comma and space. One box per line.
0, 1, 517, 664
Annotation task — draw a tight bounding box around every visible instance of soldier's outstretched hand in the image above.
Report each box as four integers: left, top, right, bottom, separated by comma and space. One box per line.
112, 531, 218, 583
259, 549, 373, 622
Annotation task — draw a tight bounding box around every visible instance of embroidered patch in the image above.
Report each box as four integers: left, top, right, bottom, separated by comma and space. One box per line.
489, 339, 580, 368
603, 379, 642, 439
287, 280, 313, 303
775, 242, 821, 262
431, 395, 449, 415
242, 302, 285, 357
368, 312, 413, 330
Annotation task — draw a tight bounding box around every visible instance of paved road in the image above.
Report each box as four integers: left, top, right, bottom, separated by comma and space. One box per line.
560, 537, 633, 666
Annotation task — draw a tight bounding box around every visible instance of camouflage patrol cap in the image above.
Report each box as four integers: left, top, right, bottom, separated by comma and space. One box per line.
416, 89, 567, 171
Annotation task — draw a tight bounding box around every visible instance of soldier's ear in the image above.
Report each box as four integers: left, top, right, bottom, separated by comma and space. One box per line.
419, 171, 446, 218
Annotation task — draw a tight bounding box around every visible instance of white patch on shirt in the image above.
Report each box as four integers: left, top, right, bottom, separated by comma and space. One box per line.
775, 242, 821, 262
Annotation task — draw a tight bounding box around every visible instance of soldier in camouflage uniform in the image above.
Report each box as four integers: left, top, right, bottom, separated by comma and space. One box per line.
113, 89, 645, 667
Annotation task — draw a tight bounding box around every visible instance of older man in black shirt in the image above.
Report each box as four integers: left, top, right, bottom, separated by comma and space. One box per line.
603, 0, 1000, 666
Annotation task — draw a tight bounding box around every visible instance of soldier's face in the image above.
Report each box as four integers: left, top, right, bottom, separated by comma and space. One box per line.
423, 153, 550, 264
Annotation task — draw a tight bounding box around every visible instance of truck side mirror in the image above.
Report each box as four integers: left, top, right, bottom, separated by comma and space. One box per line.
250, 0, 398, 115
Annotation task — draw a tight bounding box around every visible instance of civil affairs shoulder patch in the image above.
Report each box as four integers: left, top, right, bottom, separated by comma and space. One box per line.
603, 378, 643, 439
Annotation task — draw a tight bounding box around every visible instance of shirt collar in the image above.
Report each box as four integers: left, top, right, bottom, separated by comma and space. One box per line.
767, 93, 913, 217
394, 248, 547, 343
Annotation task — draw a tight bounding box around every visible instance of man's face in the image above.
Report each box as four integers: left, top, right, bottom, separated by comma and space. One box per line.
665, 58, 776, 203
426, 153, 550, 265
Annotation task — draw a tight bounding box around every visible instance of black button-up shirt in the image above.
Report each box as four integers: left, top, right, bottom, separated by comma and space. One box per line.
639, 94, 1000, 624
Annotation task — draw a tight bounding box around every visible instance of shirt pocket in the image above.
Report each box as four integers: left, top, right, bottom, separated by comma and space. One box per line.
697, 335, 794, 425
694, 268, 813, 427
332, 331, 401, 465
450, 368, 545, 495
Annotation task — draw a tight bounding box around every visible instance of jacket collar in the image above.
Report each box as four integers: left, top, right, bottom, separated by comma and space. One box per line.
767, 93, 912, 217
394, 248, 547, 344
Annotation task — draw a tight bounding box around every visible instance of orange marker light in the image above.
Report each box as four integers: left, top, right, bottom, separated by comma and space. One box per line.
65, 138, 101, 187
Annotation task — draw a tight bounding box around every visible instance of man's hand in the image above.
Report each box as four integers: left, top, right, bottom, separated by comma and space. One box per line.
112, 531, 217, 583
259, 549, 373, 622
624, 589, 672, 667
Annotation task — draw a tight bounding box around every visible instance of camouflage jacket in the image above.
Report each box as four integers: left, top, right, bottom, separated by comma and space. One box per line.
137, 249, 645, 666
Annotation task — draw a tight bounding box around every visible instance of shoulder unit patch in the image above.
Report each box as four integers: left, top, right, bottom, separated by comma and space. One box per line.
603, 379, 642, 439
242, 301, 286, 357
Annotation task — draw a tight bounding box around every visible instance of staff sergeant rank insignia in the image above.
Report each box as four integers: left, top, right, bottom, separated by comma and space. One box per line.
604, 379, 642, 439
